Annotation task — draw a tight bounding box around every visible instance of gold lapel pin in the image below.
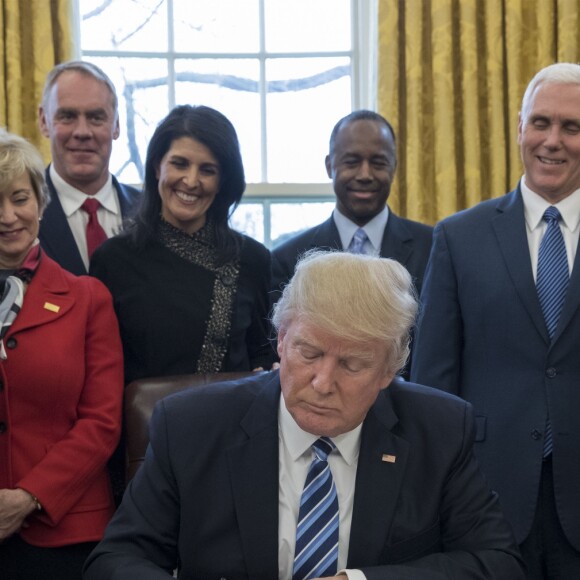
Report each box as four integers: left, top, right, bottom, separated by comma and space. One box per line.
382, 454, 396, 463
43, 302, 60, 313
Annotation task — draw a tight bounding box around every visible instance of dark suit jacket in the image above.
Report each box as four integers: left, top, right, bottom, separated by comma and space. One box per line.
271, 209, 433, 299
84, 372, 523, 579
410, 186, 580, 549
0, 253, 123, 547
39, 167, 141, 276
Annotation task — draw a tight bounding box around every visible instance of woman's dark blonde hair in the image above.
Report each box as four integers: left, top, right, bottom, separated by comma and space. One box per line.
0, 130, 49, 211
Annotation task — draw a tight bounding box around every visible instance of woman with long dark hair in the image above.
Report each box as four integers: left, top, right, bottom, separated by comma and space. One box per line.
91, 105, 274, 384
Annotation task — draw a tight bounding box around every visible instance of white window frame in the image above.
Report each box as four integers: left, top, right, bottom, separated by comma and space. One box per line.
72, 0, 377, 199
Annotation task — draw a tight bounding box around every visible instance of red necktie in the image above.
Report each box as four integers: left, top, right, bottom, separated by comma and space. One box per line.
81, 198, 108, 259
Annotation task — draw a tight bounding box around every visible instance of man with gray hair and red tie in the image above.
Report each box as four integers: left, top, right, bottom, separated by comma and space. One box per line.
38, 60, 140, 276
84, 251, 523, 579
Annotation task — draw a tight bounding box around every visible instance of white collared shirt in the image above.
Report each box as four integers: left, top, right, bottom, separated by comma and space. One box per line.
49, 165, 123, 270
520, 176, 580, 280
278, 396, 366, 580
333, 205, 390, 256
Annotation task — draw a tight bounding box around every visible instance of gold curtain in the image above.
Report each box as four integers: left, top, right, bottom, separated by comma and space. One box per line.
378, 0, 580, 225
0, 0, 73, 160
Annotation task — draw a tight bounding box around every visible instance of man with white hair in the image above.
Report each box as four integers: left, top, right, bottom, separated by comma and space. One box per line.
84, 251, 523, 579
412, 62, 580, 577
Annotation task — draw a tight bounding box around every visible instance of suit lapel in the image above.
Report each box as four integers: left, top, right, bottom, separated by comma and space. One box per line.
114, 177, 139, 220
227, 374, 280, 579
491, 188, 549, 342
347, 387, 410, 567
226, 375, 414, 574
310, 216, 343, 251
380, 211, 413, 264
40, 170, 87, 275
553, 235, 580, 343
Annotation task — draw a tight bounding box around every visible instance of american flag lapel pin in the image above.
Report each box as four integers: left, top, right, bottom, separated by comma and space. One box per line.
382, 454, 396, 463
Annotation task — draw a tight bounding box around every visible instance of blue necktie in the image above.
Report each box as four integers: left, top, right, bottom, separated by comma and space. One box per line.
348, 228, 368, 254
536, 206, 569, 457
292, 437, 339, 580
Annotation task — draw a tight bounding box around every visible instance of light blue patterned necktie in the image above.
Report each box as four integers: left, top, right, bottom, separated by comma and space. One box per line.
536, 206, 569, 457
348, 228, 368, 254
292, 437, 339, 580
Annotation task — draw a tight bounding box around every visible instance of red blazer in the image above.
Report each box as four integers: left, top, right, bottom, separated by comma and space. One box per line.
0, 252, 123, 547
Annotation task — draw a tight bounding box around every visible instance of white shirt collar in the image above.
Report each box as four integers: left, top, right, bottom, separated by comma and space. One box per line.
332, 205, 389, 253
278, 393, 361, 466
49, 164, 118, 217
521, 175, 580, 233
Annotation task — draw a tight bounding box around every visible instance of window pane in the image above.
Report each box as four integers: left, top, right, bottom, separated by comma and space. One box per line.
270, 201, 335, 247
79, 0, 358, 187
174, 58, 262, 183
266, 58, 351, 183
265, 0, 351, 53
80, 0, 168, 52
85, 56, 170, 184
230, 203, 264, 243
173, 0, 259, 53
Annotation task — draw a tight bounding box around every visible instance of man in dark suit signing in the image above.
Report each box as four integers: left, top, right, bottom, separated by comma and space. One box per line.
272, 110, 433, 299
411, 63, 580, 578
84, 251, 523, 580
38, 61, 140, 276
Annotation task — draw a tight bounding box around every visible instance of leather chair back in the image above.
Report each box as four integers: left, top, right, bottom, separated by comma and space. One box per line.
124, 372, 259, 482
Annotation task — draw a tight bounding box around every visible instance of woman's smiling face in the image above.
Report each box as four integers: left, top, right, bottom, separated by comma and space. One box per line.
0, 172, 40, 269
157, 136, 220, 234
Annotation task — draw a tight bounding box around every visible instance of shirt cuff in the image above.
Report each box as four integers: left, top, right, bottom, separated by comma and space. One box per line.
340, 568, 367, 580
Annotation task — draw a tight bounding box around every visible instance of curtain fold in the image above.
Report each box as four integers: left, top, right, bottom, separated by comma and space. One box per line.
378, 0, 580, 224
0, 0, 73, 160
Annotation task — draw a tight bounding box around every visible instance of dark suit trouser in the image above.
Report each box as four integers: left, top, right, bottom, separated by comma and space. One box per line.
520, 457, 580, 579
0, 535, 97, 580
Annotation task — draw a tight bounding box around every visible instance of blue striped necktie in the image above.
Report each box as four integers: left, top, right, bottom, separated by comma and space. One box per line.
536, 206, 569, 457
348, 228, 368, 254
292, 437, 339, 580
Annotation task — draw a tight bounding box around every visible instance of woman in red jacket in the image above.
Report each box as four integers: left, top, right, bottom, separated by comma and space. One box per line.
0, 131, 124, 578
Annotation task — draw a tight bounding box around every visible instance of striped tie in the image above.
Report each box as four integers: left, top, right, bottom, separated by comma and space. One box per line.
536, 206, 569, 457
348, 228, 368, 254
292, 437, 339, 580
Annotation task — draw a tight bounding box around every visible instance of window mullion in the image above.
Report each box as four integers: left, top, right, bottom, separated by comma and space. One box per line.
167, 0, 176, 109
259, 0, 268, 183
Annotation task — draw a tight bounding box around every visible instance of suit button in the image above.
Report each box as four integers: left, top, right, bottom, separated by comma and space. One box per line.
546, 367, 557, 378
5, 338, 17, 349
531, 429, 542, 440
0, 422, 6, 433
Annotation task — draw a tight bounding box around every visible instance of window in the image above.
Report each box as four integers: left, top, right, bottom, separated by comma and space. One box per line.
76, 0, 376, 246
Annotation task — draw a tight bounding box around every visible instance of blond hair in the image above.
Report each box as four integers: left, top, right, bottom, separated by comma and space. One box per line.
272, 250, 418, 373
0, 130, 49, 211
